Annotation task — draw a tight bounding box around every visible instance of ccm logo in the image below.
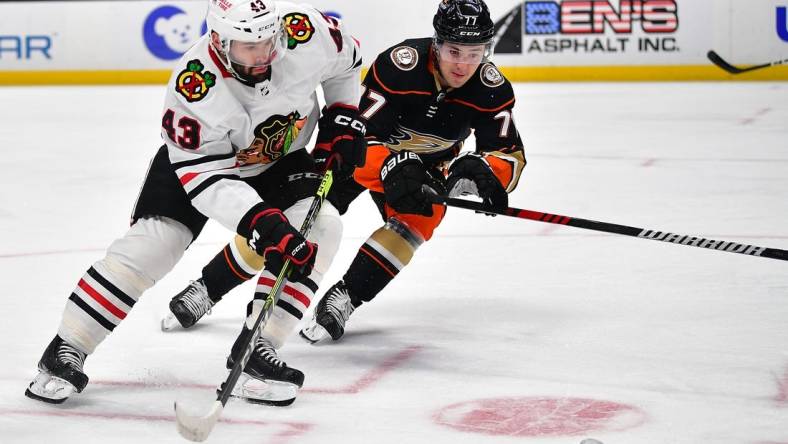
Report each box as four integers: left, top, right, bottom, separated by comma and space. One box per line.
291, 241, 306, 256
459, 31, 481, 36
334, 115, 367, 135
288, 172, 321, 182
380, 151, 420, 181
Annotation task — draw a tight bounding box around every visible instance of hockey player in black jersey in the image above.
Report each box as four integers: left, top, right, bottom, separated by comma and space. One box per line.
163, 0, 526, 343
301, 0, 526, 342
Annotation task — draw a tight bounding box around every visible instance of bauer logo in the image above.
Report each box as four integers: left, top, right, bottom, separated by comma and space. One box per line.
778, 6, 788, 42
143, 5, 208, 60
494, 0, 679, 55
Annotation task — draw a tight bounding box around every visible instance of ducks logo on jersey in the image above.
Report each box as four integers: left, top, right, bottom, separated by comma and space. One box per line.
176, 59, 216, 102
284, 13, 314, 49
387, 125, 459, 154
238, 112, 307, 165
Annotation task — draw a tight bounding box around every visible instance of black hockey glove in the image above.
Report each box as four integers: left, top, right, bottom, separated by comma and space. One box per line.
248, 209, 317, 284
313, 105, 367, 179
381, 150, 444, 217
446, 153, 509, 212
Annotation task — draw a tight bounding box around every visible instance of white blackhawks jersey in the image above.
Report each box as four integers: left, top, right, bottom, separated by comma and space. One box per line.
160, 2, 361, 233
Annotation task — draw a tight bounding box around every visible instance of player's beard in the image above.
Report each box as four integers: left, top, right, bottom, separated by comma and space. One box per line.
231, 62, 271, 85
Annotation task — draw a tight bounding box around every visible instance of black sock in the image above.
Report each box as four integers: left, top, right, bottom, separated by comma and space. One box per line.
202, 244, 255, 303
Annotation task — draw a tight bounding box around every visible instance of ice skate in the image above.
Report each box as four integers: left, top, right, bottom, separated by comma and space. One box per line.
300, 280, 356, 344
25, 335, 89, 404
161, 279, 213, 331
222, 328, 304, 406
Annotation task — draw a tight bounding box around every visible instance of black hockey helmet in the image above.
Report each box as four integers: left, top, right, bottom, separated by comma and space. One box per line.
433, 0, 495, 45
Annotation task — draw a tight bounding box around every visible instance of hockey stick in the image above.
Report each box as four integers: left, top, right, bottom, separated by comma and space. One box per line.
174, 170, 334, 442
707, 50, 788, 74
430, 195, 788, 262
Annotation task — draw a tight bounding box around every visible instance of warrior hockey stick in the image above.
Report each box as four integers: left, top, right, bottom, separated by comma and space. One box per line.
707, 50, 788, 74
174, 170, 334, 442
430, 195, 788, 262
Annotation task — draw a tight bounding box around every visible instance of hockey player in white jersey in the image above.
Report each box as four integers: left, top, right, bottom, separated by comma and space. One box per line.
25, 0, 365, 406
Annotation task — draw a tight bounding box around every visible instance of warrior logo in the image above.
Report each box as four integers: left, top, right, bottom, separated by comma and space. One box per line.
391, 46, 419, 71
284, 13, 314, 49
637, 230, 766, 257
239, 112, 307, 165
480, 63, 504, 87
176, 59, 216, 102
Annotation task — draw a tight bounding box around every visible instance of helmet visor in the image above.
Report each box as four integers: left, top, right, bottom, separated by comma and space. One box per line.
227, 30, 287, 70
435, 40, 492, 65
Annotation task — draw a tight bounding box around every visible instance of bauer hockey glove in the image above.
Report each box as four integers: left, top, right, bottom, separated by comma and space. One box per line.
248, 209, 317, 284
313, 105, 367, 179
446, 153, 509, 212
381, 150, 445, 217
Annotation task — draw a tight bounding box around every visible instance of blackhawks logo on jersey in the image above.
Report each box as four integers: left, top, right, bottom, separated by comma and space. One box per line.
176, 59, 216, 103
238, 112, 307, 166
283, 13, 314, 49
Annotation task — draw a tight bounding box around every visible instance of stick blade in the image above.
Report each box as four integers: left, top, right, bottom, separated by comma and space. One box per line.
707, 50, 742, 74
175, 400, 224, 442
707, 50, 775, 74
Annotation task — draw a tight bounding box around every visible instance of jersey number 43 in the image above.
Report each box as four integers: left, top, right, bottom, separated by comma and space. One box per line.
162, 109, 201, 150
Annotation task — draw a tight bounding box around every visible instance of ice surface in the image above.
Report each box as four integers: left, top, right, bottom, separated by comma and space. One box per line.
0, 82, 786, 444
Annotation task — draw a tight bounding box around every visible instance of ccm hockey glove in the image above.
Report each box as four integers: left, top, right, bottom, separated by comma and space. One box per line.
313, 105, 367, 179
248, 209, 317, 284
381, 150, 444, 217
446, 153, 508, 212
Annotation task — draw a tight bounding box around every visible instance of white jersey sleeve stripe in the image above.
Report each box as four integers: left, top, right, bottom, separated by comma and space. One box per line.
176, 161, 238, 184
185, 173, 241, 200
170, 151, 236, 169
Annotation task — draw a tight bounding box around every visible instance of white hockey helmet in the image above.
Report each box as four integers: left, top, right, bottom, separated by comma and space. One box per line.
206, 0, 287, 81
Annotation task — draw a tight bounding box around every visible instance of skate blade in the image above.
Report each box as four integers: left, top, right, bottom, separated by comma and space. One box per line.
24, 371, 76, 403
299, 323, 331, 344
160, 312, 182, 332
225, 374, 299, 406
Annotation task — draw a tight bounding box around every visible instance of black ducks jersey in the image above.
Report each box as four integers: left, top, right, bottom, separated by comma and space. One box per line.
358, 37, 525, 192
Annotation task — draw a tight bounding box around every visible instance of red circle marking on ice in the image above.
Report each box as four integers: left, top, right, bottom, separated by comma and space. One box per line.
433, 397, 646, 437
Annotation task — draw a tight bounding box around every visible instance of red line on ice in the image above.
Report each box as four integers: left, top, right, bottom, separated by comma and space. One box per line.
4, 346, 419, 439
0, 408, 312, 443
90, 345, 423, 395
308, 345, 422, 394
739, 107, 772, 125
538, 224, 560, 236
774, 363, 788, 406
